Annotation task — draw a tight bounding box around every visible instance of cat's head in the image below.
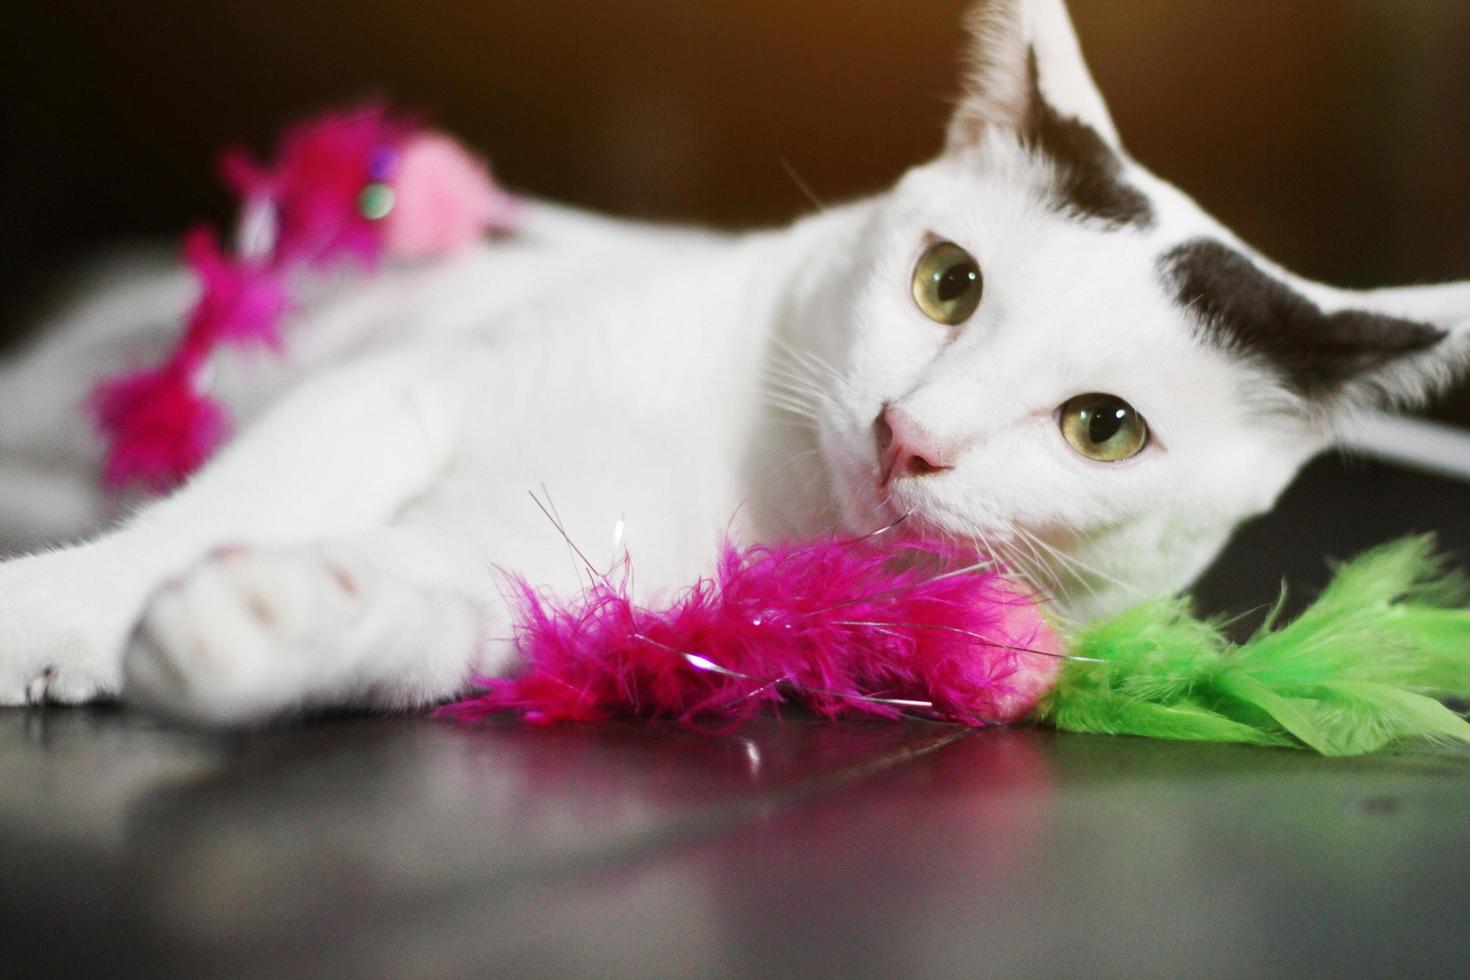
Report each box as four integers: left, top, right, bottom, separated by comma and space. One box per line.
787, 0, 1470, 620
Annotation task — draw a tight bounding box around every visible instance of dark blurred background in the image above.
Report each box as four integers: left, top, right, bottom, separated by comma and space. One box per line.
3, 0, 1470, 421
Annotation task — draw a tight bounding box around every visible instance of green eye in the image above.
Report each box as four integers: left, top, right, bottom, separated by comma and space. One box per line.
1059, 393, 1149, 462
912, 241, 983, 325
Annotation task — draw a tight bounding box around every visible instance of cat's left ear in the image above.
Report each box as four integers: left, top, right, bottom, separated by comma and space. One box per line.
1161, 236, 1470, 411
1326, 280, 1470, 411
946, 0, 1121, 151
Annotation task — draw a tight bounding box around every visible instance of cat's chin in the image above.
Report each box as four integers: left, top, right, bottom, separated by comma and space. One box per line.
832, 474, 1032, 574
826, 467, 904, 539
827, 459, 966, 544
829, 474, 989, 558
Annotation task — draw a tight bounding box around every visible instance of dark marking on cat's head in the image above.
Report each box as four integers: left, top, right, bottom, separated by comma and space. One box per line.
1161, 238, 1448, 397
1022, 50, 1153, 231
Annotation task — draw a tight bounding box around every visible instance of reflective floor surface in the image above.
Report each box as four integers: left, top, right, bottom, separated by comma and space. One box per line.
4, 710, 1469, 977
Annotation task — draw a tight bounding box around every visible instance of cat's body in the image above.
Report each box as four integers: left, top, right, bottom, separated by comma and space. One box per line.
3, 0, 1468, 723
0, 204, 806, 716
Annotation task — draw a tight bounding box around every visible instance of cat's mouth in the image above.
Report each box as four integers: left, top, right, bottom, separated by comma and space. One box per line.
824, 443, 959, 544
825, 428, 1032, 564
859, 479, 1078, 593
826, 443, 1110, 611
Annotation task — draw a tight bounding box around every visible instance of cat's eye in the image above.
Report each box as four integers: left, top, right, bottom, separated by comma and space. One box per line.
1059, 393, 1150, 462
912, 241, 983, 326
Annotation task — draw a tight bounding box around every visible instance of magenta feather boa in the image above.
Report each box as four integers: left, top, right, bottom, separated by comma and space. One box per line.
89, 105, 521, 493
444, 535, 1063, 728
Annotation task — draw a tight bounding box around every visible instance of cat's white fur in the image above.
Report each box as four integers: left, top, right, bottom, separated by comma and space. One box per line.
2, 0, 1467, 723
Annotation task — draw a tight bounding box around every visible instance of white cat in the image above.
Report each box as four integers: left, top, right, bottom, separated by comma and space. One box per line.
1, 0, 1467, 724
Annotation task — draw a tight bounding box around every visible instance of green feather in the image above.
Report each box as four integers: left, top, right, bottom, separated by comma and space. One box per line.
1037, 536, 1470, 756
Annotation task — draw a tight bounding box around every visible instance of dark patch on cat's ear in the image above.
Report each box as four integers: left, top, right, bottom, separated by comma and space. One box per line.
1161, 239, 1448, 397
1021, 50, 1154, 230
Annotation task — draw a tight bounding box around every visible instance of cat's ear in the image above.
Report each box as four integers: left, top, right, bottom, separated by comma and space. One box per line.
1160, 238, 1470, 410
1326, 280, 1470, 411
946, 0, 1120, 151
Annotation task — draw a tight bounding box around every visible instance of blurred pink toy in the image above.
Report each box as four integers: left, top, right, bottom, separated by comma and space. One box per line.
90, 105, 522, 493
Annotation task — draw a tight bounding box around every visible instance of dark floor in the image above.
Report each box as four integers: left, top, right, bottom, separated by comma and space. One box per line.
3, 455, 1469, 978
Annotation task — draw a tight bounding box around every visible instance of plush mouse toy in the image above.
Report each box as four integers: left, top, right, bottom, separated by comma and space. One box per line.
90, 105, 521, 492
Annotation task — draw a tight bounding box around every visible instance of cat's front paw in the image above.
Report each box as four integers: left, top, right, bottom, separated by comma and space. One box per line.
0, 550, 130, 707
122, 545, 371, 725
0, 654, 117, 708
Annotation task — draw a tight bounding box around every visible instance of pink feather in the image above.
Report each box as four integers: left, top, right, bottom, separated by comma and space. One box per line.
87, 103, 516, 493
89, 360, 230, 493
444, 535, 1063, 728
182, 228, 290, 350
221, 104, 413, 267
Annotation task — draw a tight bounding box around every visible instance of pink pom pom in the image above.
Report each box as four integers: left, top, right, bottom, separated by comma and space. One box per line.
444, 536, 1063, 729
89, 362, 231, 493
382, 134, 521, 257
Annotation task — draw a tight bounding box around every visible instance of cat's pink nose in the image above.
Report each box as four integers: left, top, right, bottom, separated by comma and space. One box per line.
875, 405, 953, 484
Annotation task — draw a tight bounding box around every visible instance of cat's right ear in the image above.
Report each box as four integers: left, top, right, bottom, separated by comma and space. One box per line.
946, 0, 1121, 152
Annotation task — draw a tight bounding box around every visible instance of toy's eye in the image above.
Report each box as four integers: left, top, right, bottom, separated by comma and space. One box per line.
1059, 393, 1149, 462
912, 241, 983, 326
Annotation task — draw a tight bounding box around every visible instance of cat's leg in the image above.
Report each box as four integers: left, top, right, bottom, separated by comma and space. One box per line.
0, 343, 473, 706
122, 521, 508, 725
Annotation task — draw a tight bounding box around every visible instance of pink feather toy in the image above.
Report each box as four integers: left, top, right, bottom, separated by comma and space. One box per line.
89, 105, 521, 493
443, 525, 1066, 729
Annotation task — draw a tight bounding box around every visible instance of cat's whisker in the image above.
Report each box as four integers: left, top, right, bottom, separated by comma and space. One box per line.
767, 338, 852, 398
758, 365, 820, 390
1004, 547, 1067, 608
761, 370, 841, 411
757, 381, 823, 409
765, 336, 819, 371
758, 381, 833, 415
1008, 525, 1092, 606
1018, 525, 1146, 600
957, 520, 997, 565
760, 392, 819, 411
758, 366, 841, 421
958, 518, 1065, 608
779, 157, 828, 214
1004, 524, 1067, 597
783, 341, 842, 377
1014, 541, 1057, 593
964, 522, 1035, 599
760, 359, 821, 387
850, 512, 911, 542
761, 401, 823, 426
528, 487, 614, 592
782, 350, 835, 383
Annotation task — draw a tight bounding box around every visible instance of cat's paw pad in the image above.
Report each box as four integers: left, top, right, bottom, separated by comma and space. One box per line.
122, 545, 366, 724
